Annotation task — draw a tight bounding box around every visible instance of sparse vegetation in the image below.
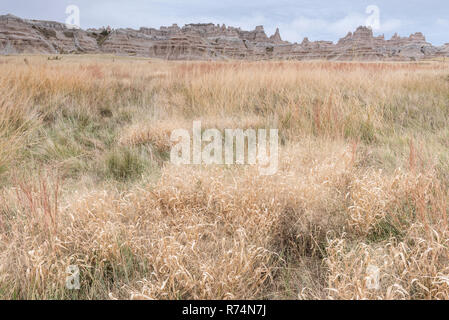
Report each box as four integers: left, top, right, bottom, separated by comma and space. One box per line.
0, 55, 448, 299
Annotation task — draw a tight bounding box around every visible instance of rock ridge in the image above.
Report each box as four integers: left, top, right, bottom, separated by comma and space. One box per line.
1, 14, 448, 60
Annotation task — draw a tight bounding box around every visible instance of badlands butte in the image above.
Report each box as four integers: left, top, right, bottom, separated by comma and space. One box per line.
1, 13, 449, 60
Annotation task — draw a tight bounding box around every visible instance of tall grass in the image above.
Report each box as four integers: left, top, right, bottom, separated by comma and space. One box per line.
0, 55, 448, 299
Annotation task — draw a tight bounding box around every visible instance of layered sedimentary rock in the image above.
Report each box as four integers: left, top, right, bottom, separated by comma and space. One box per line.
0, 14, 98, 54
1, 14, 448, 61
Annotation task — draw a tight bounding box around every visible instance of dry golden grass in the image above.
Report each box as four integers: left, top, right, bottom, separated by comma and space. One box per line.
0, 55, 448, 299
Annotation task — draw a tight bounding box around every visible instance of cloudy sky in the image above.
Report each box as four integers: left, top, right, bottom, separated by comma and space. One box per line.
1, 0, 448, 45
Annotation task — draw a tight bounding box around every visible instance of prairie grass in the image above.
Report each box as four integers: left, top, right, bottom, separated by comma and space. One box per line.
0, 55, 448, 299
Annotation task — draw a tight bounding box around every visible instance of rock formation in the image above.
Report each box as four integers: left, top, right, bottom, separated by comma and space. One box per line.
1, 14, 448, 61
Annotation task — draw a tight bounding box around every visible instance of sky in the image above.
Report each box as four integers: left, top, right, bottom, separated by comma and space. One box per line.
1, 0, 448, 45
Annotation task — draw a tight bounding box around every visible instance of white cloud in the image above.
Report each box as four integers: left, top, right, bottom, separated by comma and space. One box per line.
331, 13, 366, 35
379, 19, 402, 33
436, 18, 449, 27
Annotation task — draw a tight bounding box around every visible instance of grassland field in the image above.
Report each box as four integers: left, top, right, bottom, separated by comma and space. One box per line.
0, 54, 448, 299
